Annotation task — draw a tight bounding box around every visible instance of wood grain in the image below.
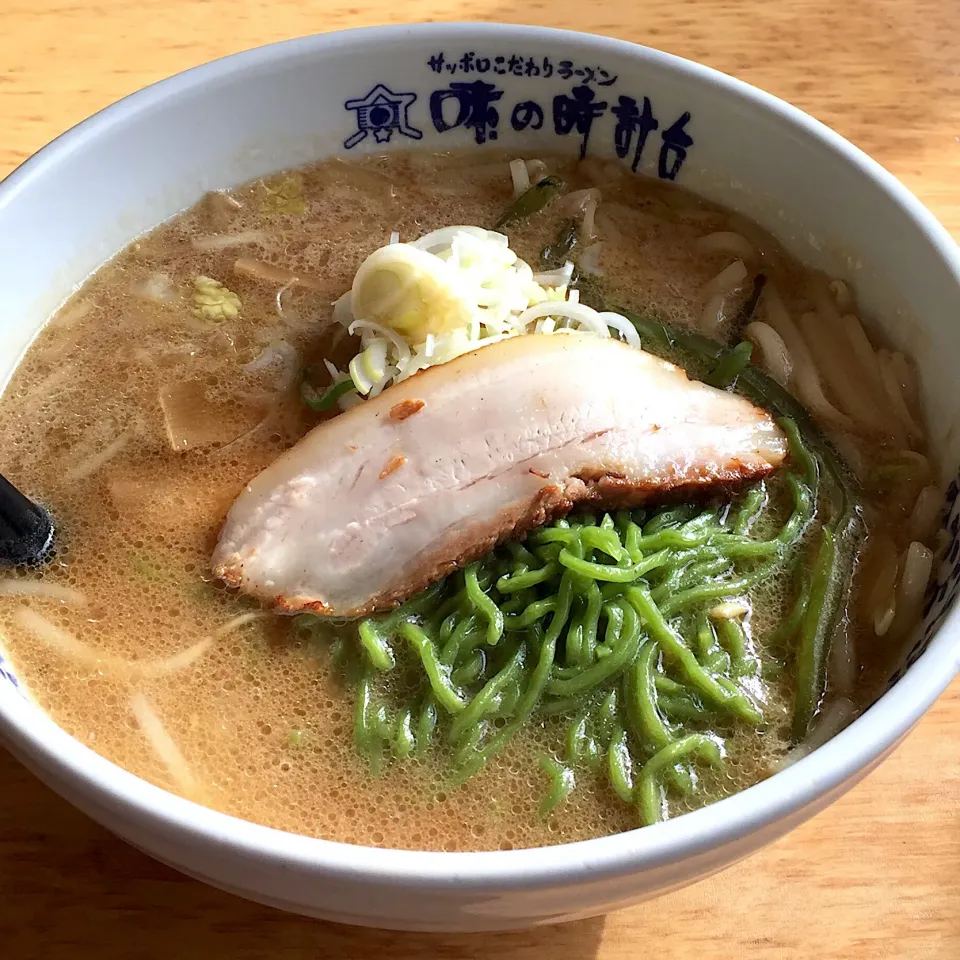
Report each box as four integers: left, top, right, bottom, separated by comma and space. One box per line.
1, 1, 959, 957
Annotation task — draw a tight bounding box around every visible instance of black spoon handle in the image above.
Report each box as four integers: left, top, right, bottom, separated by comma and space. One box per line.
0, 474, 55, 566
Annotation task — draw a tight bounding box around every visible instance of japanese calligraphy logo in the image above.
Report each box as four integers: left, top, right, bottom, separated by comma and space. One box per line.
343, 84, 423, 150
553, 84, 608, 159
345, 57, 695, 182
430, 81, 503, 144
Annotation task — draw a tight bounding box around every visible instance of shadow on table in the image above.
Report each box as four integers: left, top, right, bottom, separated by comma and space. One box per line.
0, 754, 606, 960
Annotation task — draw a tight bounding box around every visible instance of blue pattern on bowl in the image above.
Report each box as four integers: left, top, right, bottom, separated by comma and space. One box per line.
884, 477, 960, 690
0, 647, 24, 697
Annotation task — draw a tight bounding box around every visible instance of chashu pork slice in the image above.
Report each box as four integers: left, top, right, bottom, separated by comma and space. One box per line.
213, 332, 787, 618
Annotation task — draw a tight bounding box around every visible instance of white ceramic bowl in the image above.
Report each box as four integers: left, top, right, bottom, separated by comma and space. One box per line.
1, 23, 959, 932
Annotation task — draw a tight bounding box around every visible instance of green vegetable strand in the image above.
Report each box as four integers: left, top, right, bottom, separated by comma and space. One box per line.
791, 527, 838, 739
495, 176, 564, 230
300, 369, 357, 411
705, 341, 753, 388
540, 219, 579, 268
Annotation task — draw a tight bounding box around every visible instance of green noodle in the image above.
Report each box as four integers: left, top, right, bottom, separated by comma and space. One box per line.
297, 310, 862, 827
539, 754, 576, 816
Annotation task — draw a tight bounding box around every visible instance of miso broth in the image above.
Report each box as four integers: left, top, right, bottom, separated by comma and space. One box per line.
0, 153, 937, 850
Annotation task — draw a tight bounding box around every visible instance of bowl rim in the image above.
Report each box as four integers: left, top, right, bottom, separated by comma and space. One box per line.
2, 21, 960, 892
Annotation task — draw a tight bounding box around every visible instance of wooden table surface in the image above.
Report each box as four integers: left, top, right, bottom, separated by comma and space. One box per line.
1, 1, 959, 957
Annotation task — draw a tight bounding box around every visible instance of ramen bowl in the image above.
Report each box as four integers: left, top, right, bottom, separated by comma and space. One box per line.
1, 23, 959, 932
